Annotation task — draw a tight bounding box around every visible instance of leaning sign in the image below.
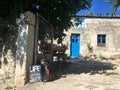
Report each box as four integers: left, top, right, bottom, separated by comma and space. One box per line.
29, 65, 41, 83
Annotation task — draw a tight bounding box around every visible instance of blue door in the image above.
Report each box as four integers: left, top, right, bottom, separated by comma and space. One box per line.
70, 34, 80, 57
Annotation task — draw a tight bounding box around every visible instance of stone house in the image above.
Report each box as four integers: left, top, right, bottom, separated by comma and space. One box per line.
1, 11, 120, 88
63, 16, 120, 58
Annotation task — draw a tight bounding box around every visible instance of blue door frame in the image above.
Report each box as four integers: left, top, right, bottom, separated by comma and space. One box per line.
70, 34, 80, 57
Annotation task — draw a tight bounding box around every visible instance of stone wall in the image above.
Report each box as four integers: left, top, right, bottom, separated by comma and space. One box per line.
64, 17, 120, 58
0, 26, 17, 87
0, 11, 36, 88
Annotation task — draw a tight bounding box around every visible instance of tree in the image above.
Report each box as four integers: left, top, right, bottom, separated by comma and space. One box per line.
112, 0, 120, 15
87, 11, 94, 16
0, 0, 92, 36
104, 0, 120, 16
38, 0, 92, 34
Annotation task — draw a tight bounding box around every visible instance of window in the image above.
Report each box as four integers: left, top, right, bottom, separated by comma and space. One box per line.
74, 17, 85, 29
97, 35, 106, 47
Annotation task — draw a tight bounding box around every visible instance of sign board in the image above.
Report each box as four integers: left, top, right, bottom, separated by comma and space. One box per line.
29, 65, 41, 83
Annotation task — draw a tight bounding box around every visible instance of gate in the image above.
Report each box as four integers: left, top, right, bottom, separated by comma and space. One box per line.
34, 13, 53, 64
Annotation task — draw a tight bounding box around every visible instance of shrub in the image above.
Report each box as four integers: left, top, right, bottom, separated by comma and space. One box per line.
109, 57, 116, 60
84, 56, 89, 59
99, 55, 107, 60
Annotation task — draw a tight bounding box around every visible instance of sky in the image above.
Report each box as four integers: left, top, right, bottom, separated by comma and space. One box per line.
77, 0, 120, 15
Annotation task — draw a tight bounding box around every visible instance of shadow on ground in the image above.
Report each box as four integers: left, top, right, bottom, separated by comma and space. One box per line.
58, 58, 117, 77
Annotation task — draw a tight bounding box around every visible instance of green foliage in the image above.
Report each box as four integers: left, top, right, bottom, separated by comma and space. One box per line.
5, 86, 16, 90
104, 0, 120, 16
87, 11, 94, 16
38, 0, 92, 33
0, 0, 92, 36
0, 25, 9, 36
87, 42, 93, 53
112, 0, 120, 16
99, 55, 107, 60
109, 57, 116, 60
84, 56, 90, 59
0, 16, 16, 36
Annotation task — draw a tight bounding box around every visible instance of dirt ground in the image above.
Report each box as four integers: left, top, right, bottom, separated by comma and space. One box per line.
11, 58, 120, 90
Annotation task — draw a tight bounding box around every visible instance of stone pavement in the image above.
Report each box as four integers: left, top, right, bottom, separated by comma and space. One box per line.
17, 58, 120, 90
